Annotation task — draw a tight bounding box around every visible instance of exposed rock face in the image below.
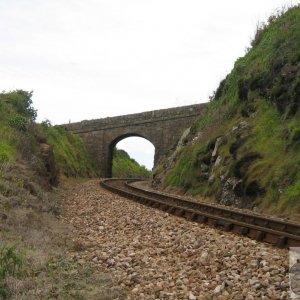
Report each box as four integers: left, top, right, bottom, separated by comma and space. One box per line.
212, 136, 227, 157
39, 143, 59, 187
166, 127, 191, 170
152, 7, 300, 214
154, 119, 265, 208
152, 127, 191, 188
220, 177, 243, 206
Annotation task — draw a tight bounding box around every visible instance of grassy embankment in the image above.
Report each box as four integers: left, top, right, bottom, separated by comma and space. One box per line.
154, 5, 300, 216
0, 90, 101, 298
112, 148, 151, 178
0, 91, 131, 298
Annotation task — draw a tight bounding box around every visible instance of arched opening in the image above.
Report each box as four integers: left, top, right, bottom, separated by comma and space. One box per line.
108, 134, 155, 178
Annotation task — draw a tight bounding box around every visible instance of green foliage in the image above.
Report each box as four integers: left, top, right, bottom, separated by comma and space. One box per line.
0, 90, 37, 121
0, 126, 18, 164
0, 245, 24, 298
112, 148, 150, 178
0, 245, 24, 278
8, 115, 28, 132
0, 91, 37, 163
0, 90, 96, 186
43, 125, 96, 177
211, 5, 300, 117
158, 5, 300, 215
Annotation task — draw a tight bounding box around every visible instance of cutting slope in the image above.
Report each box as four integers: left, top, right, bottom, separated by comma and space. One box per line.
153, 5, 300, 216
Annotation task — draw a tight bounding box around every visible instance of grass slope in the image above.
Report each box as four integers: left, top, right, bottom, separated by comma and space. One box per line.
0, 90, 98, 298
42, 122, 95, 178
0, 90, 96, 184
154, 5, 300, 216
112, 148, 151, 178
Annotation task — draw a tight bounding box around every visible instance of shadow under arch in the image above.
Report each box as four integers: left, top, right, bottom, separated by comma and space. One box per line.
107, 133, 155, 178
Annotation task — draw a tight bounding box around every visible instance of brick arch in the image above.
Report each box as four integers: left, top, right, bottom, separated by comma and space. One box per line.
64, 104, 206, 177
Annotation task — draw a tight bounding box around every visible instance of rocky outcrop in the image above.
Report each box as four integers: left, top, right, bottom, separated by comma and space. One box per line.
39, 143, 59, 187
154, 119, 265, 208
152, 6, 300, 214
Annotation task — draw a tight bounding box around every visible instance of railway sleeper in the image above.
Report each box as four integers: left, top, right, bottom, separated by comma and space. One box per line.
255, 231, 265, 241
196, 215, 208, 224
276, 236, 287, 248
239, 226, 249, 236
160, 204, 169, 211
182, 211, 194, 220
167, 207, 176, 214
213, 219, 233, 231
189, 213, 199, 222
130, 195, 139, 201
174, 208, 185, 217
152, 202, 161, 208
143, 199, 151, 206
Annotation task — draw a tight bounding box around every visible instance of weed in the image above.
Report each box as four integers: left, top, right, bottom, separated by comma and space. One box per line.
0, 245, 24, 298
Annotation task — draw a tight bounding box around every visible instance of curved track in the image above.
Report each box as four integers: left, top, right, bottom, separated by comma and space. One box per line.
100, 178, 300, 248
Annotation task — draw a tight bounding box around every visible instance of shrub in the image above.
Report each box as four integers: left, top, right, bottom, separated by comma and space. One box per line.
0, 245, 24, 298
2, 90, 37, 121
0, 154, 9, 164
8, 115, 28, 132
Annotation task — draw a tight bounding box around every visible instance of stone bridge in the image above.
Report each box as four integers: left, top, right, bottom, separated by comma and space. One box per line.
64, 104, 206, 177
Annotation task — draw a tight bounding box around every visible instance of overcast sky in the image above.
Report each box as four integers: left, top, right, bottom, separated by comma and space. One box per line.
1, 0, 299, 169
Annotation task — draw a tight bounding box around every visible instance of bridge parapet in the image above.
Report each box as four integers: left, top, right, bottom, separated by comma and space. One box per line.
65, 104, 205, 133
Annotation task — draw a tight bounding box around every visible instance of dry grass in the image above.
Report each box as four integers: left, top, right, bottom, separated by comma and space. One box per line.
0, 169, 126, 299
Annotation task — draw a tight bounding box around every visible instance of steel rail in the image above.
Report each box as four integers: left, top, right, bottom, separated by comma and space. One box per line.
100, 178, 300, 248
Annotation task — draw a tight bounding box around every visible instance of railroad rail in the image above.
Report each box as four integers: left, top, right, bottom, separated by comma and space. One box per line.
100, 178, 300, 248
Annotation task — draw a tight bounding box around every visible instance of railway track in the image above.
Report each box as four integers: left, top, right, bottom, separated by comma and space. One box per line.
100, 178, 300, 248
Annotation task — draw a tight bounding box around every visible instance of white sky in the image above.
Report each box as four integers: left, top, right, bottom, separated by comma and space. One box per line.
1, 0, 299, 169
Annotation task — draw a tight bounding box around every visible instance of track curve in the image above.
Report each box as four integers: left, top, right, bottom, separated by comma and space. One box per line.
100, 178, 300, 248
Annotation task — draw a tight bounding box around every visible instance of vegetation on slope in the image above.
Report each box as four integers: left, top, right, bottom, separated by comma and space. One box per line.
0, 90, 96, 185
0, 90, 98, 298
0, 90, 149, 297
112, 148, 151, 178
41, 121, 95, 178
153, 5, 300, 216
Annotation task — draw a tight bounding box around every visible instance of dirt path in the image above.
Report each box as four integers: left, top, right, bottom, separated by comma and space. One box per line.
62, 180, 290, 300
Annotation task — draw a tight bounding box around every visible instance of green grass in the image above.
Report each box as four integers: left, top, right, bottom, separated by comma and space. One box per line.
42, 124, 96, 178
156, 5, 300, 215
112, 148, 150, 178
0, 245, 24, 299
0, 90, 96, 185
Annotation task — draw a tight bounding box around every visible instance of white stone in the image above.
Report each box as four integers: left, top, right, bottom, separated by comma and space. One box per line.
188, 292, 197, 300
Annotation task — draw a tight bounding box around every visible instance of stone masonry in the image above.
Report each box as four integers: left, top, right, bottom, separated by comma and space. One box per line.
64, 104, 206, 177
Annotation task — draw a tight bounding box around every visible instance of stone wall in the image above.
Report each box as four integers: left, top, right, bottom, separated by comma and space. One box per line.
64, 104, 207, 177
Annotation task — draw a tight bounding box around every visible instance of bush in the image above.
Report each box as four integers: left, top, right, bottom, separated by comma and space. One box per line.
0, 245, 24, 298
8, 115, 28, 132
0, 154, 9, 164
1, 90, 37, 121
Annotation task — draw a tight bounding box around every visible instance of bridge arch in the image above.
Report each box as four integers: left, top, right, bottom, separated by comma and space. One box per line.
64, 104, 206, 177
107, 133, 156, 177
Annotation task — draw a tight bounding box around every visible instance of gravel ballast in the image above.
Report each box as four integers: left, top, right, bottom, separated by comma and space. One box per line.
61, 180, 290, 299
